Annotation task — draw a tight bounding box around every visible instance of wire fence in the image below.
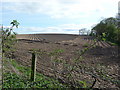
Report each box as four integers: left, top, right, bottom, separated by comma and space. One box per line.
2, 36, 120, 88
25, 41, 99, 88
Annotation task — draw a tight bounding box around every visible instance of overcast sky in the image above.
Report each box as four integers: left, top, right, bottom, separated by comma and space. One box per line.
0, 0, 119, 34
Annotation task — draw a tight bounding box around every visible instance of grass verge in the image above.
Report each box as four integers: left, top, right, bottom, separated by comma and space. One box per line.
3, 58, 68, 88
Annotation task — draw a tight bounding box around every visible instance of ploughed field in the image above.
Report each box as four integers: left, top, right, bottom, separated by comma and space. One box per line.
13, 34, 120, 88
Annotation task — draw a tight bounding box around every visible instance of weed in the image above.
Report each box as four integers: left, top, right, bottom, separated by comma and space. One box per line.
83, 43, 90, 47
3, 58, 68, 88
78, 80, 87, 88
49, 49, 64, 56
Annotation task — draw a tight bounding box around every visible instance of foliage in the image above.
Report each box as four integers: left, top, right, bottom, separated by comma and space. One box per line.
83, 43, 90, 47
49, 49, 64, 56
91, 17, 120, 45
3, 58, 68, 88
78, 81, 87, 88
10, 20, 20, 28
1, 20, 19, 57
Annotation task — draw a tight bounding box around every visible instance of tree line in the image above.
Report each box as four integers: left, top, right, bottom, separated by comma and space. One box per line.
90, 17, 120, 46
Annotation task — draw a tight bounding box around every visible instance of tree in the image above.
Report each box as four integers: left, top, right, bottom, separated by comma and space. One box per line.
92, 22, 107, 36
91, 17, 120, 45
101, 17, 118, 26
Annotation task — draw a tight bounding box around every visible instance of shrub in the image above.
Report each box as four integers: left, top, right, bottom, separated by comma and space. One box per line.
1, 20, 19, 58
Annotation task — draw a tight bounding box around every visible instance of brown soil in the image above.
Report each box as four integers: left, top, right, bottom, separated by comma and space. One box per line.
13, 34, 120, 88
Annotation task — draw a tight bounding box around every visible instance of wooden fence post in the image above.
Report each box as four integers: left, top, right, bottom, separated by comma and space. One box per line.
31, 52, 37, 81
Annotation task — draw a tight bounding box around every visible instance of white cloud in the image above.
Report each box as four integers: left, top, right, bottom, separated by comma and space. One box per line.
0, 0, 2, 23
2, 0, 39, 2
16, 23, 95, 34
2, 0, 119, 19
1, 25, 18, 29
118, 1, 120, 13
2, 0, 119, 34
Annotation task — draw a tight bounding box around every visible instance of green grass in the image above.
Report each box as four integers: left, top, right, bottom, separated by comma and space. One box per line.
107, 41, 118, 46
83, 43, 90, 47
3, 59, 68, 88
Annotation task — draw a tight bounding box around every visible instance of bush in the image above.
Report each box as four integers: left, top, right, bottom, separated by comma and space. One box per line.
91, 17, 120, 46
1, 20, 19, 57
